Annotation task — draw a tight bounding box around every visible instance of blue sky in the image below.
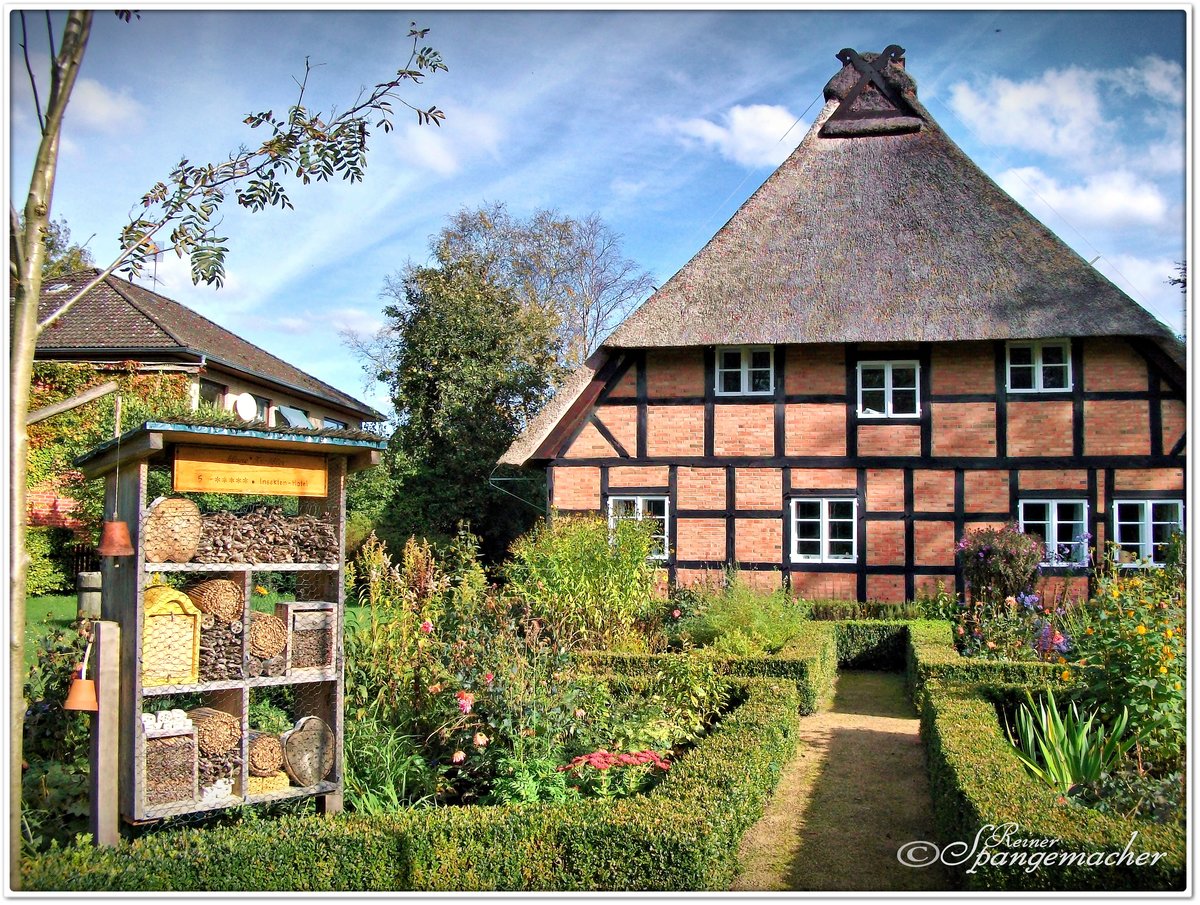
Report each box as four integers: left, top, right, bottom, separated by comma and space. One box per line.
9, 6, 1188, 415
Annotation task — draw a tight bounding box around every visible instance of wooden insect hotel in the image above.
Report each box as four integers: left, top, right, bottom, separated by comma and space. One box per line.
78, 419, 383, 822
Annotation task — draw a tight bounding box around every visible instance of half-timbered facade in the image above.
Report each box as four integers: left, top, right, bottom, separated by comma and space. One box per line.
500, 47, 1186, 603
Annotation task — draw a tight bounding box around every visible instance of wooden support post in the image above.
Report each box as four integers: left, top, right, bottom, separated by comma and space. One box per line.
76, 571, 102, 620
89, 620, 121, 847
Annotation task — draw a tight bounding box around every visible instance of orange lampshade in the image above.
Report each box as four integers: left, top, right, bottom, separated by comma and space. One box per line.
98, 520, 134, 557
64, 677, 98, 712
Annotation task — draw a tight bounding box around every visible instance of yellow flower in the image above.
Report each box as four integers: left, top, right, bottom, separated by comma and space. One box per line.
1060, 670, 1072, 681
1159, 666, 1168, 674
1085, 627, 1094, 635
1136, 624, 1148, 635
1165, 629, 1174, 639
1127, 610, 1136, 619
254, 585, 269, 596
1057, 656, 1067, 665
1174, 683, 1182, 691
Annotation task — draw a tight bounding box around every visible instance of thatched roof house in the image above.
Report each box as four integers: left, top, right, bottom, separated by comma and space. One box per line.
502, 48, 1182, 468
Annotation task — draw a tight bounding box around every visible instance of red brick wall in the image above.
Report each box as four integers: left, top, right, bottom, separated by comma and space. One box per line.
27, 488, 83, 529
594, 405, 637, 456
964, 470, 1008, 512
867, 521, 905, 566
914, 574, 957, 599
867, 574, 905, 604
931, 342, 994, 395
551, 467, 600, 510
646, 406, 704, 456
914, 521, 956, 566
866, 469, 904, 511
1084, 338, 1146, 392
735, 468, 782, 509
675, 568, 725, 589
1007, 401, 1073, 456
784, 404, 845, 456
1161, 399, 1186, 452
713, 405, 774, 456
736, 518, 782, 562
1114, 468, 1184, 491
562, 422, 617, 458
646, 349, 704, 397
913, 470, 955, 513
790, 571, 856, 600
1085, 400, 1150, 456
1020, 469, 1088, 492
738, 570, 782, 591
785, 344, 844, 394
606, 366, 637, 398
932, 403, 997, 457
608, 465, 669, 489
676, 518, 725, 560
1038, 576, 1089, 607
858, 423, 920, 457
791, 468, 857, 490
677, 467, 725, 509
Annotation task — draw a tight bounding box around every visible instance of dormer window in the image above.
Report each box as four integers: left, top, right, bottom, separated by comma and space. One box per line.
715, 346, 773, 396
1007, 340, 1072, 392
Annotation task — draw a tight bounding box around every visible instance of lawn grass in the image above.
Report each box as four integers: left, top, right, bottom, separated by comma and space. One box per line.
24, 594, 76, 670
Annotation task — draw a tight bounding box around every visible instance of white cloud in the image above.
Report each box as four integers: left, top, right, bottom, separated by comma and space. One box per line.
668, 104, 799, 168
1092, 253, 1185, 335
1107, 55, 1184, 106
948, 67, 1106, 160
66, 78, 145, 134
998, 167, 1168, 228
392, 107, 504, 177
947, 56, 1183, 167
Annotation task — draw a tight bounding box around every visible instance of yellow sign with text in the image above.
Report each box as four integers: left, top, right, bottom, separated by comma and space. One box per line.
173, 445, 327, 497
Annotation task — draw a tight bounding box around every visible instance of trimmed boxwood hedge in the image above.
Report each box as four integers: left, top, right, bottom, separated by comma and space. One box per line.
581, 621, 838, 714
23, 677, 801, 892
833, 619, 909, 669
906, 624, 1185, 892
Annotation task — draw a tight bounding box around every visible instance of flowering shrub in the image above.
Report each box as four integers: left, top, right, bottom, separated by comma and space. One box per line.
957, 524, 1044, 607
505, 514, 661, 651
1070, 545, 1186, 771
956, 591, 1074, 663
557, 748, 672, 799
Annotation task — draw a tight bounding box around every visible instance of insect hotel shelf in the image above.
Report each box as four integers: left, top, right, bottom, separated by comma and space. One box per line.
77, 420, 385, 823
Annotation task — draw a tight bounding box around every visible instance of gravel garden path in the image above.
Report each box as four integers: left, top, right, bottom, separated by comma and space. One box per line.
731, 670, 953, 892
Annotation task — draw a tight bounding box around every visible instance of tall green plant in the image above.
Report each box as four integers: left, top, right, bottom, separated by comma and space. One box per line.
505, 515, 661, 651
1008, 688, 1134, 795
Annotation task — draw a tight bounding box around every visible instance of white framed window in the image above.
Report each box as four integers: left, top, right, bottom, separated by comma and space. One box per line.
1007, 340, 1072, 392
715, 346, 774, 396
790, 497, 857, 563
857, 361, 920, 417
1113, 500, 1183, 567
608, 495, 669, 560
1018, 499, 1089, 566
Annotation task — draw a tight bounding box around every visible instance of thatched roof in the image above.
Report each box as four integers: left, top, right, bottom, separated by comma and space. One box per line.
501, 48, 1183, 466
607, 51, 1178, 349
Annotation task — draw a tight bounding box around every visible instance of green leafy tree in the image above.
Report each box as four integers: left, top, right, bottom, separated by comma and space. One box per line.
15, 215, 96, 277
8, 10, 446, 880
370, 256, 562, 559
428, 201, 654, 368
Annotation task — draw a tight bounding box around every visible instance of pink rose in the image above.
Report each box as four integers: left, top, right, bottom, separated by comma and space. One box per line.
484, 672, 494, 685
455, 690, 475, 714
419, 620, 433, 634
672, 609, 681, 619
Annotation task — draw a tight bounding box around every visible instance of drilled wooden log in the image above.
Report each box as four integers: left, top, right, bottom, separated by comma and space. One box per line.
188, 707, 240, 755
291, 628, 332, 669
280, 716, 335, 787
248, 611, 287, 659
262, 654, 287, 677
247, 730, 284, 777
